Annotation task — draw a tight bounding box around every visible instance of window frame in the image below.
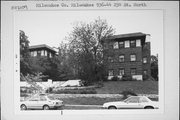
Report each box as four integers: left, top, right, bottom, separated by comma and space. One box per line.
136, 39, 141, 47
130, 54, 136, 61
125, 40, 130, 48
143, 57, 148, 63
119, 41, 124, 48
130, 40, 136, 47
108, 69, 114, 76
130, 68, 137, 75
119, 55, 125, 62
37, 50, 41, 56
119, 68, 125, 76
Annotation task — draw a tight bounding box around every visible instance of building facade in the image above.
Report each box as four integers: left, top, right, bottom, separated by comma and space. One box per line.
103, 32, 151, 81
29, 44, 56, 58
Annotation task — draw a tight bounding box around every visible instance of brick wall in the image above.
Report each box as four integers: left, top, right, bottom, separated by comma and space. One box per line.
104, 47, 143, 76
142, 42, 151, 77
103, 34, 151, 80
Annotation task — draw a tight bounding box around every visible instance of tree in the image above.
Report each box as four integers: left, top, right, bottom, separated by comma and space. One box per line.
55, 42, 75, 81
151, 54, 158, 81
67, 17, 115, 84
19, 30, 32, 76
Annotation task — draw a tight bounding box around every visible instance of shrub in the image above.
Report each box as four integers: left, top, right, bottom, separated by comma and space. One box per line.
121, 74, 136, 81
20, 93, 29, 97
111, 76, 120, 81
45, 87, 53, 93
120, 90, 137, 99
102, 76, 108, 82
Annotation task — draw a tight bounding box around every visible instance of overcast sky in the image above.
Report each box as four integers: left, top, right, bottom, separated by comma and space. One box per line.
15, 10, 163, 55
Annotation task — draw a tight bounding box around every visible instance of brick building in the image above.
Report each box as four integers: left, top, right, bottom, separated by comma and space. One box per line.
103, 32, 151, 81
29, 44, 56, 58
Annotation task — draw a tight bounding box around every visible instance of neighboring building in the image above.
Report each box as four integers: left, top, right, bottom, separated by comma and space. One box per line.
103, 32, 151, 81
29, 44, 56, 58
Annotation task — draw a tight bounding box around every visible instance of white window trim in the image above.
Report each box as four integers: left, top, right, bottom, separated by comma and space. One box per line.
119, 68, 125, 76
44, 50, 47, 56
34, 51, 37, 56
41, 50, 44, 56
136, 39, 141, 47
108, 70, 114, 76
130, 54, 136, 61
125, 40, 130, 48
143, 57, 147, 63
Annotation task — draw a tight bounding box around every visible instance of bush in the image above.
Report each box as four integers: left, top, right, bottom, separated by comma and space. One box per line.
121, 74, 136, 81
45, 87, 53, 93
111, 76, 120, 81
120, 90, 137, 99
20, 93, 29, 97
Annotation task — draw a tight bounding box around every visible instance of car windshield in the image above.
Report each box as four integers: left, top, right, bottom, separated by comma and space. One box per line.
47, 96, 57, 100
123, 96, 140, 103
139, 97, 149, 103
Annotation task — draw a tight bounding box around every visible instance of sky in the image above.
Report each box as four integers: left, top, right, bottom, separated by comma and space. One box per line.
15, 10, 163, 55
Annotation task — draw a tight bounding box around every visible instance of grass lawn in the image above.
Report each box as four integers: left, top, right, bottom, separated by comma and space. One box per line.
95, 81, 158, 94
58, 96, 158, 106
60, 97, 122, 105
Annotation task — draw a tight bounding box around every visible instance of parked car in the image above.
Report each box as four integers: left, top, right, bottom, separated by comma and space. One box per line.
102, 96, 159, 109
20, 93, 63, 110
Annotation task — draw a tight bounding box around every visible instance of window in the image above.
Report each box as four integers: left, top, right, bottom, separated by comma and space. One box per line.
40, 96, 47, 101
119, 68, 125, 76
108, 70, 114, 76
113, 42, 119, 49
130, 40, 136, 47
124, 97, 139, 103
29, 96, 40, 101
30, 52, 34, 57
130, 54, 136, 61
44, 50, 47, 56
128, 97, 139, 103
136, 39, 141, 47
131, 68, 136, 75
143, 57, 147, 63
108, 56, 114, 63
140, 97, 148, 103
119, 55, 125, 62
34, 51, 37, 56
49, 53, 52, 58
41, 50, 44, 56
125, 41, 130, 48
119, 41, 124, 48
37, 51, 41, 56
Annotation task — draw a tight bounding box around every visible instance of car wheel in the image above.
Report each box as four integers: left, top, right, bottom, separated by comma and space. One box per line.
43, 105, 50, 110
108, 106, 117, 109
144, 106, 154, 109
21, 104, 27, 110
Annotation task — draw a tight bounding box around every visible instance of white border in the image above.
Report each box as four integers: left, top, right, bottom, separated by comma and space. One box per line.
1, 1, 179, 120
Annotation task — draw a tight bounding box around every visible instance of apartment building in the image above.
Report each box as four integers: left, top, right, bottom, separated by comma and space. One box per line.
103, 32, 151, 80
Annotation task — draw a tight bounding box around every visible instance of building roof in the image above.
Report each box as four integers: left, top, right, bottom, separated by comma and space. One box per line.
29, 44, 56, 53
106, 32, 147, 40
